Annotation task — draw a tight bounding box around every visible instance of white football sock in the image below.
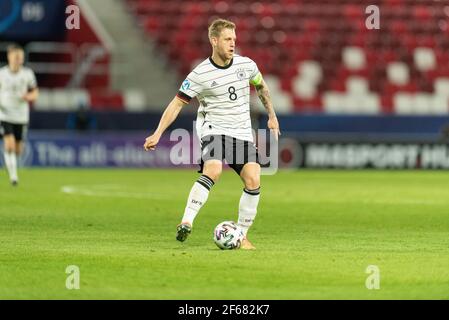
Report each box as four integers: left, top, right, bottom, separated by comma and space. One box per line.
4, 151, 18, 182
181, 175, 214, 226
237, 187, 260, 237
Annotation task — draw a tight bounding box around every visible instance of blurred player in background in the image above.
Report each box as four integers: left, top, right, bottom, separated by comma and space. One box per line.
144, 19, 280, 249
0, 44, 39, 186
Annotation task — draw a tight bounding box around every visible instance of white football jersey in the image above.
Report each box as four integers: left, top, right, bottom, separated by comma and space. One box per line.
177, 55, 260, 142
0, 66, 37, 124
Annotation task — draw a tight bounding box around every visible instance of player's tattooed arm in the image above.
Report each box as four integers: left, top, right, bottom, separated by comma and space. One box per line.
254, 79, 281, 139
255, 79, 275, 117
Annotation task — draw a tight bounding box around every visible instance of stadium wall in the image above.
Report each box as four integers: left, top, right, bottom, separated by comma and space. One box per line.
5, 113, 448, 169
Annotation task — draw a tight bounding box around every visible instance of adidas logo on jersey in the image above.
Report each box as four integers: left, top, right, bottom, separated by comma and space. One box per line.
210, 81, 218, 87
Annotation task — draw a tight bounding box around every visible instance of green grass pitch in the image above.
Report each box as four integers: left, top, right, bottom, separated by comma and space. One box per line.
1, 168, 448, 299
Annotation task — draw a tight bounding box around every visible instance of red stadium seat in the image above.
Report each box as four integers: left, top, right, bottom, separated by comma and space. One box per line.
125, 0, 448, 114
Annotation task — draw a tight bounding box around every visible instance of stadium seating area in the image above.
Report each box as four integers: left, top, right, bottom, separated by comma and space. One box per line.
126, 0, 449, 114
5, 43, 139, 112
0, 0, 145, 113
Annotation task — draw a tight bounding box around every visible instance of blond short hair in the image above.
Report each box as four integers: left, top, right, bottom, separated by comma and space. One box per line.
208, 18, 236, 39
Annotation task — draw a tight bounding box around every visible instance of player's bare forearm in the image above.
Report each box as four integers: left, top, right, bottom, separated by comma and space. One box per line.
255, 79, 281, 138
23, 88, 39, 103
154, 97, 185, 136
144, 96, 185, 151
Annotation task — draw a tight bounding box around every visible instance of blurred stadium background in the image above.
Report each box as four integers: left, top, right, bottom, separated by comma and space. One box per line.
2, 0, 449, 169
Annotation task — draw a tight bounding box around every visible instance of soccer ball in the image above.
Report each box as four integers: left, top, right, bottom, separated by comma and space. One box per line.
213, 221, 244, 250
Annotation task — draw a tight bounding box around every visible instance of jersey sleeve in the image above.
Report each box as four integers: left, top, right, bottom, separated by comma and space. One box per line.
249, 60, 263, 86
176, 72, 203, 104
27, 69, 38, 90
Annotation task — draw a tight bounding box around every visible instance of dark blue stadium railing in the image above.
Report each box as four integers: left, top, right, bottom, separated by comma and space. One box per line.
29, 111, 449, 143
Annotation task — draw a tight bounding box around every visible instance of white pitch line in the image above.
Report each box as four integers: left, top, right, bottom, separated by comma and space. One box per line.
61, 185, 171, 199
61, 185, 447, 206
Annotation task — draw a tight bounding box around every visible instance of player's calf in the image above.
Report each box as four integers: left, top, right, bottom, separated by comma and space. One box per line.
3, 135, 19, 185
180, 174, 215, 227
237, 164, 261, 238
237, 187, 260, 237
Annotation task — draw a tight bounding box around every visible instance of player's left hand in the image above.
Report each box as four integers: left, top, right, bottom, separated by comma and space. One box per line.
268, 116, 281, 140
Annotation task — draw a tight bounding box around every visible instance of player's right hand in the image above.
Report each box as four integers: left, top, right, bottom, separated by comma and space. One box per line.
144, 133, 160, 151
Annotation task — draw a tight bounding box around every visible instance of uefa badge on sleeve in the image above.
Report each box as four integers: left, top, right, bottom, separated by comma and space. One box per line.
181, 79, 190, 91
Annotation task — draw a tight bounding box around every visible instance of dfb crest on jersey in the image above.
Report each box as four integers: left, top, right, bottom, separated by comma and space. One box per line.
236, 68, 246, 80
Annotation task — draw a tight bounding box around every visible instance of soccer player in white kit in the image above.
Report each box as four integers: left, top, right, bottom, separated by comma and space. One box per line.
0, 44, 39, 186
144, 19, 280, 249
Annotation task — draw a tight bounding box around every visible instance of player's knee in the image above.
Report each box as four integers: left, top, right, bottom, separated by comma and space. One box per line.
15, 144, 23, 155
4, 146, 15, 153
3, 138, 15, 153
243, 175, 260, 190
206, 170, 222, 182
203, 163, 222, 182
